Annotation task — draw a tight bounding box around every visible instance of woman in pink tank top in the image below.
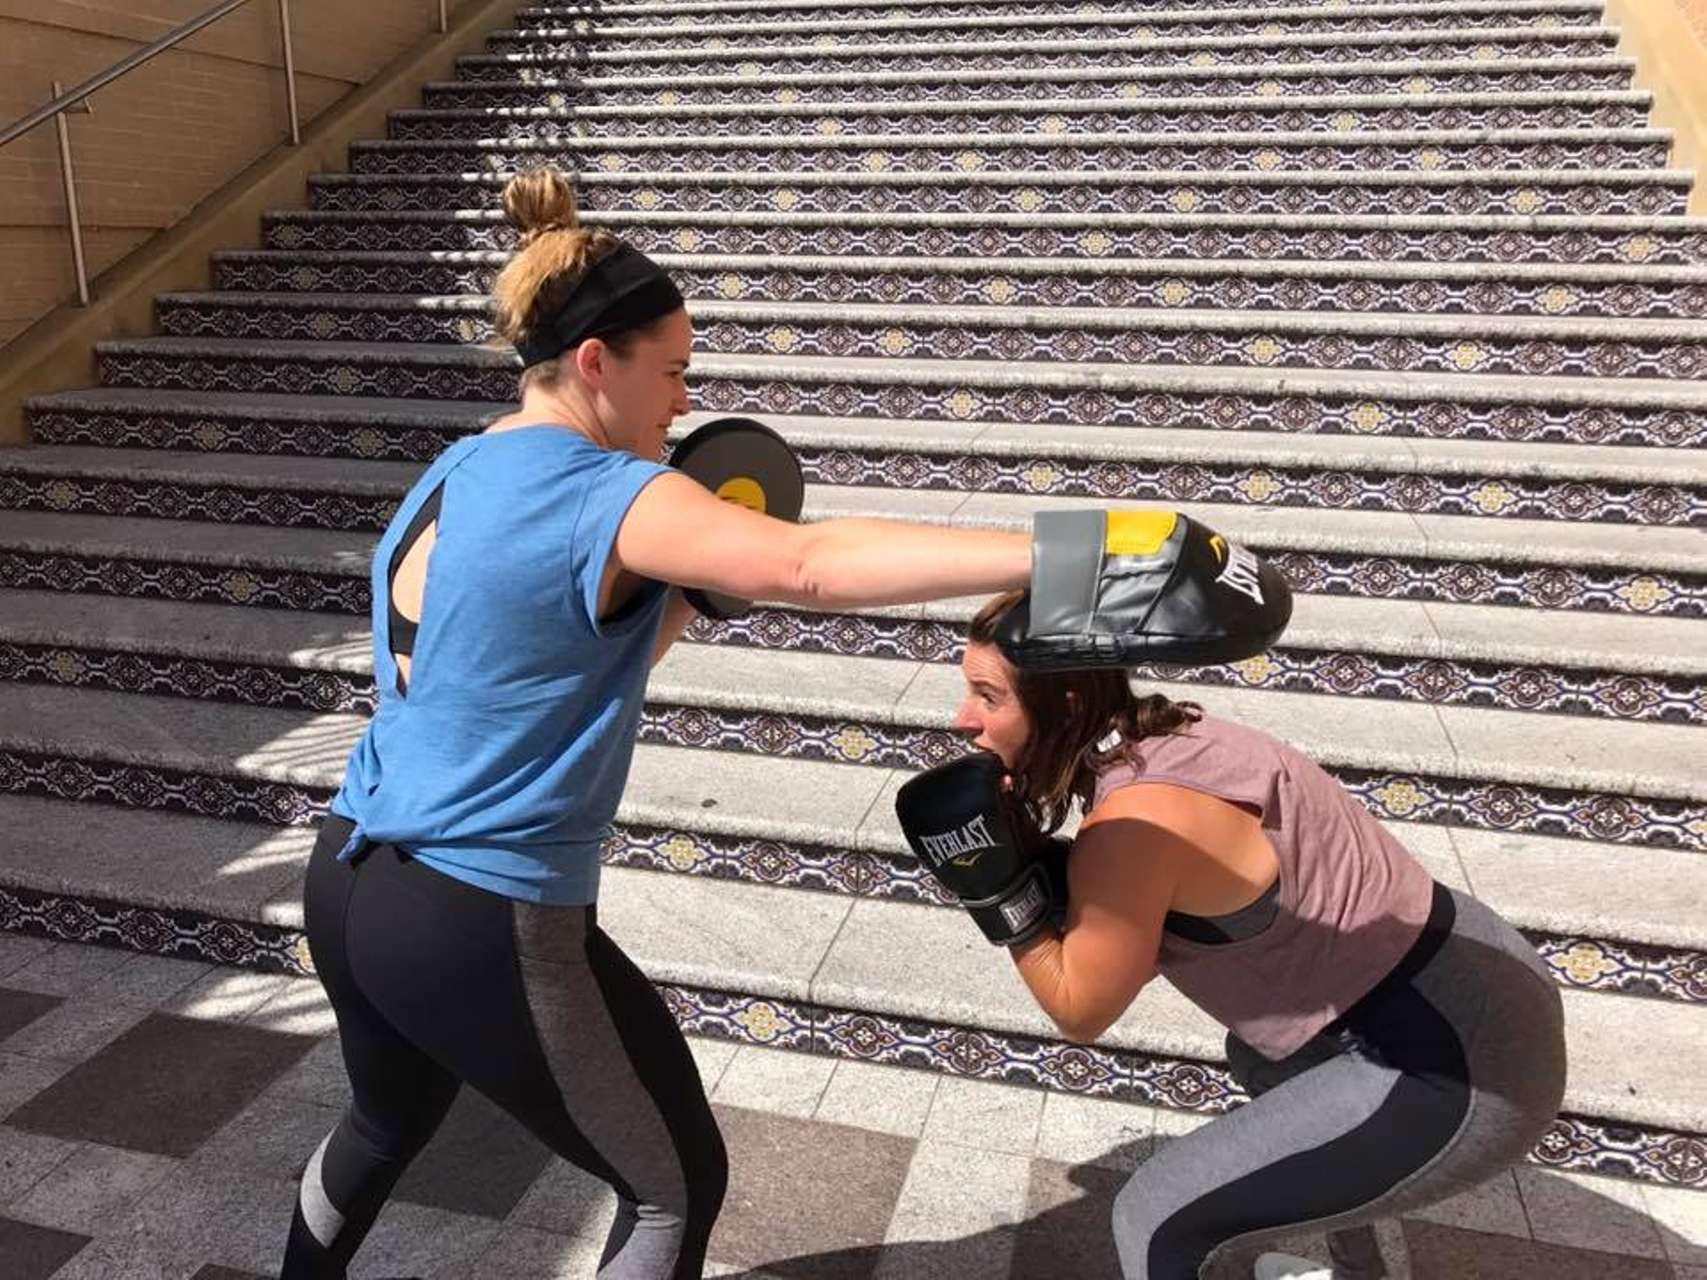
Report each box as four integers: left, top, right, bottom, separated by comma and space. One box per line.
953, 590, 1567, 1280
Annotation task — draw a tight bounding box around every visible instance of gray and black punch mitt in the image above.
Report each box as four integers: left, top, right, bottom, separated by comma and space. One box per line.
995, 511, 1292, 671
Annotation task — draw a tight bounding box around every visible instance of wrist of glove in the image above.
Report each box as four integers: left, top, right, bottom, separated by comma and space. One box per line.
895, 753, 1054, 947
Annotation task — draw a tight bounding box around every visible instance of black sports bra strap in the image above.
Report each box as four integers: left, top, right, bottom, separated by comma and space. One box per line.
386, 480, 446, 695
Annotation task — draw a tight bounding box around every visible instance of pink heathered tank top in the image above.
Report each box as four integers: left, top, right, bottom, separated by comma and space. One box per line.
1091, 714, 1435, 1060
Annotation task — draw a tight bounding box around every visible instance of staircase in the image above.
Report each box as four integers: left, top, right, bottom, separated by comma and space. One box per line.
2, 0, 1705, 1206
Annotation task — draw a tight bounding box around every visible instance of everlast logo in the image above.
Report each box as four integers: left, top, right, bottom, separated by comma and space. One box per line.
1215, 540, 1265, 606
917, 814, 998, 869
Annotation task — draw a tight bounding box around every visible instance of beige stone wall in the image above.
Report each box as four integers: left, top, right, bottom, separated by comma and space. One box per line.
1672, 0, 1707, 50
1609, 0, 1707, 215
0, 0, 466, 345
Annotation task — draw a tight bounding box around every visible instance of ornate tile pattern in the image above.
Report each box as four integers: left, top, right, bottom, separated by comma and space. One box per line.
155, 296, 1707, 386
422, 65, 1636, 111
500, 10, 1603, 48
14, 433, 1706, 534
0, 748, 328, 828
1, 880, 1699, 1191
347, 136, 1673, 178
259, 212, 1707, 266
459, 34, 1614, 81
513, 2, 1589, 28
0, 549, 368, 613
94, 350, 1707, 448
386, 99, 1651, 143
633, 704, 1707, 849
308, 172, 1689, 218
216, 254, 1707, 322
6, 533, 1701, 623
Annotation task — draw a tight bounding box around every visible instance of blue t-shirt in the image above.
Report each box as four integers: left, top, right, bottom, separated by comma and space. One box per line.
330, 426, 672, 904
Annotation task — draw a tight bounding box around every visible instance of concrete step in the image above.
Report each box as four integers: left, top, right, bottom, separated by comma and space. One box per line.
496, 2, 1606, 49
509, 0, 1605, 32
3, 533, 1701, 726
0, 786, 1702, 1189
383, 89, 1656, 143
453, 24, 1616, 81
419, 54, 1639, 110
90, 338, 1707, 448
18, 397, 1707, 531
0, 664, 1702, 963
258, 208, 1707, 265
209, 250, 1707, 323
512, 0, 1603, 24
343, 127, 1677, 178
305, 166, 1691, 219
153, 288, 1707, 385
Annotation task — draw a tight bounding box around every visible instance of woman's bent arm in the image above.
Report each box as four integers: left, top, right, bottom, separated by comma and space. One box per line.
1010, 817, 1176, 1043
614, 473, 1030, 609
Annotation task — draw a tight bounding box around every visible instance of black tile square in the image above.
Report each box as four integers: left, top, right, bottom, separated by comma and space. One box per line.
393, 1087, 554, 1219
0, 988, 63, 1046
190, 1267, 269, 1280
0, 1214, 91, 1278
8, 1012, 316, 1157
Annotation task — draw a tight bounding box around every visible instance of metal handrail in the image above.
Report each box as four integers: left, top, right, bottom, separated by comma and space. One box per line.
1, 0, 451, 306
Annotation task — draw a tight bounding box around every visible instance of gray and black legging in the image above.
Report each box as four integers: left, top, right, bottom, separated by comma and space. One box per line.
1113, 884, 1568, 1279
281, 814, 727, 1279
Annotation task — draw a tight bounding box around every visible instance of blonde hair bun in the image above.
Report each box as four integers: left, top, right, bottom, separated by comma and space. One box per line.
503, 166, 579, 241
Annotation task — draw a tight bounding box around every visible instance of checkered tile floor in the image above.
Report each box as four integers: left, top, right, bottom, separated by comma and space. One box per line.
1, 932, 1703, 1279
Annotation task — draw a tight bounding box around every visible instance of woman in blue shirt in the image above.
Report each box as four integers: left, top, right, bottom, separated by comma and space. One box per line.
279, 166, 1033, 1279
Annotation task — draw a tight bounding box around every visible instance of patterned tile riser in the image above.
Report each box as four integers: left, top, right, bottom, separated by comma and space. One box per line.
3, 679, 1703, 847
386, 103, 1652, 143
345, 139, 1676, 179
307, 177, 1689, 219
0, 883, 1699, 1191
4, 599, 1701, 729
9, 541, 1693, 622
259, 217, 1707, 266
10, 439, 1704, 531
212, 259, 1707, 324
495, 12, 1607, 49
511, 1, 1593, 24
421, 67, 1637, 110
155, 299, 1707, 384
454, 37, 1613, 80
93, 355, 1707, 449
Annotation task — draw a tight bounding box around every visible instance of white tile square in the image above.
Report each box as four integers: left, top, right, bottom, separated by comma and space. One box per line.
711, 1045, 837, 1119
244, 976, 338, 1036
1034, 1091, 1153, 1171
687, 1035, 739, 1093
162, 967, 295, 1023
473, 1223, 606, 1278
5, 942, 132, 997
84, 953, 214, 1008
0, 997, 148, 1063
875, 1139, 1030, 1279
0, 1124, 78, 1207
1515, 1166, 1666, 1260
9, 1141, 179, 1235
0, 1052, 71, 1121
814, 1058, 939, 1138
921, 1075, 1045, 1156
0, 934, 57, 982
1640, 1181, 1707, 1266
1404, 1169, 1531, 1240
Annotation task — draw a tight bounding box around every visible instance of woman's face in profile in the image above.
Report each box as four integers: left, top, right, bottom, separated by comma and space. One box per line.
954, 642, 1033, 771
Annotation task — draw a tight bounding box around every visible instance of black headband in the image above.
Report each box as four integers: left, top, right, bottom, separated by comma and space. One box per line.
514, 243, 685, 368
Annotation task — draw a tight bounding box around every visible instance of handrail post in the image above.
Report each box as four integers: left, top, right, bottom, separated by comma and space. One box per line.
438, 0, 448, 34
278, 0, 301, 145
50, 82, 92, 307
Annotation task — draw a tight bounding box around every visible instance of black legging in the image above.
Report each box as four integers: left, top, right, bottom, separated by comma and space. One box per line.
282, 815, 727, 1279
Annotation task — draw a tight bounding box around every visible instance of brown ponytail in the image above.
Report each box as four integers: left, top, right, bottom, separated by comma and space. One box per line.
491, 167, 624, 388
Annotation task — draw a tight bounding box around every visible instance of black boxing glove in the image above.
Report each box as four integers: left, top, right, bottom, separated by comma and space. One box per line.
997, 510, 1292, 672
894, 753, 1053, 946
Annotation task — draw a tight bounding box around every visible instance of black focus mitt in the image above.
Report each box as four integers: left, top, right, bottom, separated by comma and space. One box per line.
996, 510, 1291, 671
